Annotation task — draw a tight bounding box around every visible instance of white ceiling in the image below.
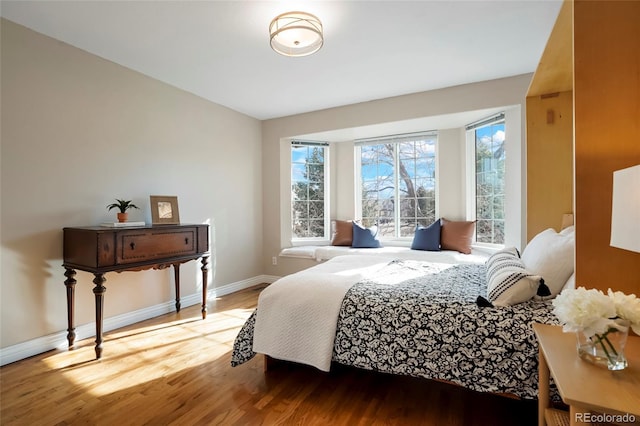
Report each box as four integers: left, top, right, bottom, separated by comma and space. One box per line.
0, 0, 562, 121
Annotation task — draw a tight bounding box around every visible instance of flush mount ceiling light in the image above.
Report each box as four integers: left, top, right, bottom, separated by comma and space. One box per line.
269, 11, 323, 57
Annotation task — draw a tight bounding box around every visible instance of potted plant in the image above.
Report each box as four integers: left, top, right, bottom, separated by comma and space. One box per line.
106, 199, 140, 223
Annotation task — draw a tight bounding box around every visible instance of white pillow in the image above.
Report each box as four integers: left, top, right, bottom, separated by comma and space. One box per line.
521, 228, 575, 297
561, 272, 575, 291
486, 247, 544, 307
560, 225, 574, 235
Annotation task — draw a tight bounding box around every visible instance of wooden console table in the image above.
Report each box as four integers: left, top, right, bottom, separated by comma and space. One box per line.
63, 224, 209, 359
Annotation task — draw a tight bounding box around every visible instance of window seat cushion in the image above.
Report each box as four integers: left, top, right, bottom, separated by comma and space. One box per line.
279, 246, 320, 259
280, 245, 490, 264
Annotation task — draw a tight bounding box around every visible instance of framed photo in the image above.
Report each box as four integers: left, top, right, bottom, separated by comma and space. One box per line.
150, 195, 180, 225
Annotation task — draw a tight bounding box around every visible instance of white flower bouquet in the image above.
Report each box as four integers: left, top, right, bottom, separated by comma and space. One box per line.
552, 287, 640, 370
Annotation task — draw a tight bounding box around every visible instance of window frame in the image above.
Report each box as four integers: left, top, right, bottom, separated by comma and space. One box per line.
355, 132, 438, 242
289, 140, 330, 244
465, 113, 506, 248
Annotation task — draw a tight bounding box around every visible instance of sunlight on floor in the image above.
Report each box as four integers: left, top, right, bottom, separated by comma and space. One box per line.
41, 307, 255, 398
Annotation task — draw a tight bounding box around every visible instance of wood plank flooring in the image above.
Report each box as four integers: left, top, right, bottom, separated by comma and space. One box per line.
1, 284, 538, 425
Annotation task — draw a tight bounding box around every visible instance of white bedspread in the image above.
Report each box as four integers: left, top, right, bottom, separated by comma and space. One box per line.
252, 255, 394, 371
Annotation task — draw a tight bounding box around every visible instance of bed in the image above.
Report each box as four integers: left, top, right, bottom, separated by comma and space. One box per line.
230, 237, 574, 400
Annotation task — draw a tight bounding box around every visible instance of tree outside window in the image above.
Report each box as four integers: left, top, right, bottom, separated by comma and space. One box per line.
360, 134, 437, 238
475, 122, 505, 244
291, 143, 326, 238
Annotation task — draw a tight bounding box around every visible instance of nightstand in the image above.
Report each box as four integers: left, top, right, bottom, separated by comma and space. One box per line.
533, 323, 640, 426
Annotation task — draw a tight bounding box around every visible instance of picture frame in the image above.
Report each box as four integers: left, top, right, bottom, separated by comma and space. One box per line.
149, 195, 180, 225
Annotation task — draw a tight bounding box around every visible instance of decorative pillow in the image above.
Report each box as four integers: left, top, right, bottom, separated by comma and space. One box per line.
331, 220, 353, 246
521, 227, 575, 297
411, 220, 441, 251
351, 222, 381, 248
440, 218, 476, 254
486, 247, 544, 307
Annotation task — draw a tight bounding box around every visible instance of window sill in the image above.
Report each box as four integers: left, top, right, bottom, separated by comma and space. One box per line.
290, 239, 331, 247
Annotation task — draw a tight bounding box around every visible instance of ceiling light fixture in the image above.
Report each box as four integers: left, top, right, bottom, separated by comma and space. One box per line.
269, 11, 323, 57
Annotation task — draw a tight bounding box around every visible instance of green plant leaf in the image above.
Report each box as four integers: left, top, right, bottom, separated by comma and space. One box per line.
106, 199, 140, 213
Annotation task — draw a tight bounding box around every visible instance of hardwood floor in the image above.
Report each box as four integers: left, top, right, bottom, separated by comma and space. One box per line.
1, 284, 537, 425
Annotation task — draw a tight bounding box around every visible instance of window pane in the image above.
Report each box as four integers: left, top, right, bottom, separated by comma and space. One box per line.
291, 164, 306, 183
475, 121, 505, 244
361, 163, 377, 178
359, 135, 437, 238
291, 145, 326, 238
361, 217, 377, 228
399, 218, 417, 237
309, 220, 324, 237
377, 217, 395, 237
308, 182, 324, 201
307, 164, 324, 183
476, 219, 492, 243
309, 201, 324, 218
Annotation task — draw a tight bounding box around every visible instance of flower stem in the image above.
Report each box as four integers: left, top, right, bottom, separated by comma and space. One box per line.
592, 332, 618, 363
603, 335, 619, 357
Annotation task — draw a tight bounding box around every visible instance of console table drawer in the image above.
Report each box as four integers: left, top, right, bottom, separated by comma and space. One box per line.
117, 229, 196, 264
63, 224, 209, 270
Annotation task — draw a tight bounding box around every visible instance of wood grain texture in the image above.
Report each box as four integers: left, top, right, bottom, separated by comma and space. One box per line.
1, 284, 537, 425
535, 324, 640, 417
574, 0, 640, 295
527, 0, 573, 97
526, 90, 574, 241
525, 0, 574, 243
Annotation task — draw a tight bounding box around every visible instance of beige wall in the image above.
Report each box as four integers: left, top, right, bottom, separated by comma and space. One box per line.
0, 19, 263, 349
437, 128, 466, 221
262, 74, 532, 277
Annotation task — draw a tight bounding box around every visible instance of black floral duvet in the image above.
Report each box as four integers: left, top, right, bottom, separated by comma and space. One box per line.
231, 259, 559, 400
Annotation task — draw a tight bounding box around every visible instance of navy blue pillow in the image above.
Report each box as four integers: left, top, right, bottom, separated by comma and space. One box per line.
351, 223, 381, 248
411, 220, 441, 251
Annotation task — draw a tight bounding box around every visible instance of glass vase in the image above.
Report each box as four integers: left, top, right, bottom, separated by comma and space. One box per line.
576, 319, 630, 371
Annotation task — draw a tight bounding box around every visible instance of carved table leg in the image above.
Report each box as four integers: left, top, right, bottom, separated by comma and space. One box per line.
92, 273, 107, 359
173, 263, 181, 312
201, 256, 209, 319
64, 268, 77, 348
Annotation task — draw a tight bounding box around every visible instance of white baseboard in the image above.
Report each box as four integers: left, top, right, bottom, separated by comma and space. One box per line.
0, 274, 280, 366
